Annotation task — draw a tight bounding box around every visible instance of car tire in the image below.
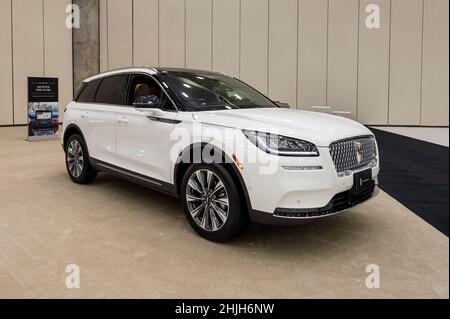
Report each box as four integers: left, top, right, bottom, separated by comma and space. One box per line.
181, 164, 247, 242
65, 134, 97, 184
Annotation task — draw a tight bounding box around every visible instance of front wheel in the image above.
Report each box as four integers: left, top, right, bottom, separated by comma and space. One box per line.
181, 164, 247, 242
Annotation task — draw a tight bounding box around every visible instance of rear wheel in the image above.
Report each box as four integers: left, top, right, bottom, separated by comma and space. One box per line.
181, 164, 247, 242
65, 134, 97, 184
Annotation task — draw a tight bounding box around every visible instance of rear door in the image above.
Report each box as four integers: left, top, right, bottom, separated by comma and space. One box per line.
74, 78, 102, 156
84, 74, 129, 164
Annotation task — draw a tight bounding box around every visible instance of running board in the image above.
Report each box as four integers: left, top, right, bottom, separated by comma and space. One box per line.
89, 158, 178, 197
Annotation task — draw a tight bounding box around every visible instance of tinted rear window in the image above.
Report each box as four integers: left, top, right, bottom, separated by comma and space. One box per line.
95, 75, 129, 105
77, 79, 102, 103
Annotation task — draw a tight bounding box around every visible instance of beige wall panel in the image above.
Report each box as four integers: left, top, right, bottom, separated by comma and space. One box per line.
96, 0, 448, 126
133, 0, 159, 67
357, 0, 390, 124
240, 0, 269, 94
186, 0, 212, 70
389, 0, 423, 125
159, 0, 185, 68
421, 0, 449, 126
268, 0, 297, 108
297, 0, 328, 109
0, 0, 13, 125
100, 0, 108, 71
327, 0, 359, 118
212, 0, 240, 77
107, 0, 133, 69
44, 0, 73, 118
12, 0, 44, 125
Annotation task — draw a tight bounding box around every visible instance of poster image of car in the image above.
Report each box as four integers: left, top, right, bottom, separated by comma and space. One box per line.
27, 102, 59, 137
27, 77, 59, 138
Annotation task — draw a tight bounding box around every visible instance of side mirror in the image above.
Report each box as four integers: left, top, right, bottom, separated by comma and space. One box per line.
133, 95, 161, 109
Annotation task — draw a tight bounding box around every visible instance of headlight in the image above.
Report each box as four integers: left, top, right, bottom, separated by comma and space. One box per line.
242, 130, 319, 157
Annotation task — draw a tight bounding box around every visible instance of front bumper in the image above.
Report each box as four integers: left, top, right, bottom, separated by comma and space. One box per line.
235, 144, 380, 224
250, 185, 379, 225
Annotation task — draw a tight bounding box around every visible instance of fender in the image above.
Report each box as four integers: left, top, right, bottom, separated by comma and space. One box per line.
63, 123, 86, 149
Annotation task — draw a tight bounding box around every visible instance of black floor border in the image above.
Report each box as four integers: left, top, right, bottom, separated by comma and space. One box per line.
370, 127, 449, 237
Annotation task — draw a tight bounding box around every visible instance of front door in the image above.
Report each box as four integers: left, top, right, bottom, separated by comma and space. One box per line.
114, 74, 180, 184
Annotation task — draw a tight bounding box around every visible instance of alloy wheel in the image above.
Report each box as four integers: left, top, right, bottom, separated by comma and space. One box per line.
67, 140, 84, 178
186, 169, 229, 232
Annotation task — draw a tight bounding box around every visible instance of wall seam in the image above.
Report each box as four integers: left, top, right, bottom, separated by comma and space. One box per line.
355, 0, 361, 120
42, 0, 46, 77
106, 0, 109, 70
266, 0, 270, 95
72, 0, 76, 96
97, 0, 100, 73
184, 0, 187, 68
211, 0, 214, 70
387, 0, 392, 125
325, 0, 330, 106
419, 0, 425, 125
296, 0, 299, 109
10, 0, 15, 125
157, 0, 160, 67
132, 0, 135, 66
239, 0, 242, 78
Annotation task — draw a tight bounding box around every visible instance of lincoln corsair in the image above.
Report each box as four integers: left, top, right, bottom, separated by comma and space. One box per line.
62, 67, 380, 242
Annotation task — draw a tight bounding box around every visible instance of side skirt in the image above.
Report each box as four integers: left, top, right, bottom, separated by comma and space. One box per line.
89, 158, 178, 198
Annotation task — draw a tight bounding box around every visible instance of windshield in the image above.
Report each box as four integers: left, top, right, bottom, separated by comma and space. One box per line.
157, 72, 278, 111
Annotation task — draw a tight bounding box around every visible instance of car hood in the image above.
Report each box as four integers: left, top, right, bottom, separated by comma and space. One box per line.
192, 108, 372, 147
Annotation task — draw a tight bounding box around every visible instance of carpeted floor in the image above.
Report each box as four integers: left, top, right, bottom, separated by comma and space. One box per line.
371, 128, 449, 236
0, 126, 448, 298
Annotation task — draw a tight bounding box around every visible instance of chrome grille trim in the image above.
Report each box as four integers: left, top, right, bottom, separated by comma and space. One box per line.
329, 135, 377, 175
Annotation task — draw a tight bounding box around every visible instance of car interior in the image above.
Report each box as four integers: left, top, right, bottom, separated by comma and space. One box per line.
128, 75, 162, 105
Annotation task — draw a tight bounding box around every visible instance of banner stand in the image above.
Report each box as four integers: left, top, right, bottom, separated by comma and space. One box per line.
27, 77, 60, 141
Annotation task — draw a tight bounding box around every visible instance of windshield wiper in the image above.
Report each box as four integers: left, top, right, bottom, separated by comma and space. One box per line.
217, 96, 239, 109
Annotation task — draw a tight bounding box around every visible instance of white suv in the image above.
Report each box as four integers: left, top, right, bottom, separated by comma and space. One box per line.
62, 67, 380, 242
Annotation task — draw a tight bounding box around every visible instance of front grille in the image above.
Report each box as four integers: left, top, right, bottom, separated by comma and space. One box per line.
329, 136, 377, 174
274, 184, 377, 219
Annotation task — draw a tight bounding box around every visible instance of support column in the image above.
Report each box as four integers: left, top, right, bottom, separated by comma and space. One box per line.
72, 0, 100, 95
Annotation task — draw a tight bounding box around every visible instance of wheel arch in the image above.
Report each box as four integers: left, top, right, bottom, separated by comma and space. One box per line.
63, 124, 88, 152
173, 143, 253, 212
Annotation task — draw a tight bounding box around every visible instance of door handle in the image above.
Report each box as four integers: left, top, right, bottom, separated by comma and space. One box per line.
117, 117, 129, 124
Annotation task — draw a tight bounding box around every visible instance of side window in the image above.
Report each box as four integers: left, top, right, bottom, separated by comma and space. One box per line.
95, 75, 129, 105
76, 79, 102, 103
127, 74, 176, 111
127, 75, 161, 105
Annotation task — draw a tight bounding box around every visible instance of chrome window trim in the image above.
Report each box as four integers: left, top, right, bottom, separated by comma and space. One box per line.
76, 70, 180, 112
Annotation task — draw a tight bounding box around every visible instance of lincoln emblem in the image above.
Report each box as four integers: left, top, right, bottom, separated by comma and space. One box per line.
354, 141, 364, 164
